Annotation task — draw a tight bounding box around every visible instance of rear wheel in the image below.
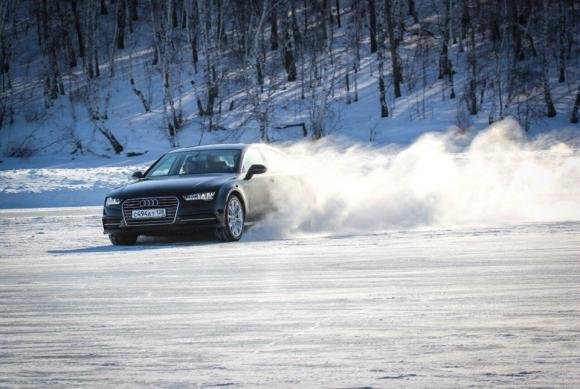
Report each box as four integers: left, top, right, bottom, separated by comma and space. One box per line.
109, 233, 138, 245
216, 195, 244, 242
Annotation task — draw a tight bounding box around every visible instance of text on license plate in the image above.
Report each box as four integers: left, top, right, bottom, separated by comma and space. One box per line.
131, 208, 166, 219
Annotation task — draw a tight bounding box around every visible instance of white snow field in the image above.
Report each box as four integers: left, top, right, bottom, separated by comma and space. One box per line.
0, 207, 579, 387
1, 119, 579, 386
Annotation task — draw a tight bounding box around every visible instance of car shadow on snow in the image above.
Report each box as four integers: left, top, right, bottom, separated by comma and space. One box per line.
48, 233, 224, 254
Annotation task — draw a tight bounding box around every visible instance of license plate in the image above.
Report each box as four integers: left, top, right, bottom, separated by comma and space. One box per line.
131, 208, 166, 219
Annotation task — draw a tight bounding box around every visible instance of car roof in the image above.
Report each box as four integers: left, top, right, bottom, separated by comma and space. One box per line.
168, 143, 254, 154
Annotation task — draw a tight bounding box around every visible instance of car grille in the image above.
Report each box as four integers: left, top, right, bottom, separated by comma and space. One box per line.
122, 197, 179, 226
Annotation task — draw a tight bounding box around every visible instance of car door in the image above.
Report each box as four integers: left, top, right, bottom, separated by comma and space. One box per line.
240, 147, 271, 220
260, 146, 295, 212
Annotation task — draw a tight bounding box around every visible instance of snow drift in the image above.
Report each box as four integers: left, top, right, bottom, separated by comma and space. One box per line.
251, 118, 580, 238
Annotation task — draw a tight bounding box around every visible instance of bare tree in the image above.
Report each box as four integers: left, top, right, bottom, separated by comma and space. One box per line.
368, 0, 378, 53
270, 1, 279, 50
557, 0, 567, 82
186, 0, 199, 73
348, 0, 363, 102
408, 0, 418, 23
438, 0, 451, 80
2, 0, 579, 154
0, 0, 16, 128
150, 0, 182, 139
571, 86, 579, 123
280, 0, 297, 81
464, 0, 477, 115
384, 0, 402, 98
100, 0, 108, 15
540, 0, 556, 117
377, 0, 388, 117
114, 0, 126, 50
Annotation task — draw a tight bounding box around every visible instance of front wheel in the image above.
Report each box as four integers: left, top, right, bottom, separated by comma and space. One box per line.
216, 195, 245, 242
109, 233, 138, 245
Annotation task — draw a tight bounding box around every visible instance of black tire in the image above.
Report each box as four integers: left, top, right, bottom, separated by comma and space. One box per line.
215, 194, 245, 242
109, 233, 138, 245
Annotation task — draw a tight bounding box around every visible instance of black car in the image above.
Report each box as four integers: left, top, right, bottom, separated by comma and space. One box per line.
102, 143, 300, 245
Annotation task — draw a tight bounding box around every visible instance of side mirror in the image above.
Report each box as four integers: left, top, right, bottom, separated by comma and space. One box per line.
245, 164, 267, 180
131, 170, 144, 179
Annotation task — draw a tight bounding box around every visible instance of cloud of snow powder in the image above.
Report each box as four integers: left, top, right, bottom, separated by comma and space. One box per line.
249, 118, 580, 239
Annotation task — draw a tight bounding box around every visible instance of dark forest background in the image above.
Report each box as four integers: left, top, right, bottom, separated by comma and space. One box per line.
0, 0, 578, 155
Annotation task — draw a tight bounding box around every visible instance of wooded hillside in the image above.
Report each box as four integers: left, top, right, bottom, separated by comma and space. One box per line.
0, 0, 578, 155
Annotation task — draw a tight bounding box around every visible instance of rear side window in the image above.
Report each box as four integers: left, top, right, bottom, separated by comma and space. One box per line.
261, 147, 290, 173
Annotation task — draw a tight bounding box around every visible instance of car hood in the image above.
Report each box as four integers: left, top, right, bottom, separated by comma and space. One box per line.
109, 174, 237, 199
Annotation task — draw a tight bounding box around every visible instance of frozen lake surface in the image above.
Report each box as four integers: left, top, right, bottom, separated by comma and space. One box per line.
1, 208, 579, 387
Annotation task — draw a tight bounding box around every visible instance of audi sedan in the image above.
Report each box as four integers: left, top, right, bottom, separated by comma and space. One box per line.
102, 143, 299, 245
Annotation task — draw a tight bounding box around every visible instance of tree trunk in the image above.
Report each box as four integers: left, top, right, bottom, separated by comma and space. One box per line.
467, 23, 477, 115
280, 0, 296, 81
130, 78, 151, 112
290, 0, 301, 42
408, 0, 418, 23
558, 0, 566, 82
171, 0, 178, 28
368, 0, 377, 53
303, 0, 308, 34
97, 126, 124, 154
100, 0, 108, 15
571, 86, 579, 123
345, 71, 351, 104
65, 30, 77, 68
115, 0, 126, 50
259, 119, 269, 142
335, 0, 341, 27
438, 0, 451, 79
509, 0, 523, 60
188, 0, 199, 72
378, 0, 389, 115
128, 0, 138, 20
270, 3, 278, 50
84, 0, 95, 79
150, 0, 180, 137
378, 61, 388, 117
353, 64, 359, 102
385, 0, 401, 98
541, 0, 556, 118
543, 75, 556, 118
94, 41, 100, 77
70, 0, 85, 59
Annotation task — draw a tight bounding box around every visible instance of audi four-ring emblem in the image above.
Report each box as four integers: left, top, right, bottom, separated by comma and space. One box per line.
140, 199, 159, 207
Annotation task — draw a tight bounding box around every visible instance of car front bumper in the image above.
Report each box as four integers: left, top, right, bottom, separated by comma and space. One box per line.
102, 202, 225, 235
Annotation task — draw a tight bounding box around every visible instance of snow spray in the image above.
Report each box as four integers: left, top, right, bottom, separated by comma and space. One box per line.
249, 118, 580, 239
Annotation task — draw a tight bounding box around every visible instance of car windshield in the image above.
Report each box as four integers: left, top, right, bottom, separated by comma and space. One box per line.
147, 149, 241, 176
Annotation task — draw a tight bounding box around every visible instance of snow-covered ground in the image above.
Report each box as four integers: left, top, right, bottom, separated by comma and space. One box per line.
0, 207, 579, 387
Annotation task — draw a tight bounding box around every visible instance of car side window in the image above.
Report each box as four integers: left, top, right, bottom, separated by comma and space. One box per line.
149, 154, 178, 176
242, 148, 265, 173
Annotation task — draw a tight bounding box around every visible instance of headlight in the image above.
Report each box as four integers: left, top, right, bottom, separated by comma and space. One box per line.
183, 192, 215, 201
105, 197, 122, 206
